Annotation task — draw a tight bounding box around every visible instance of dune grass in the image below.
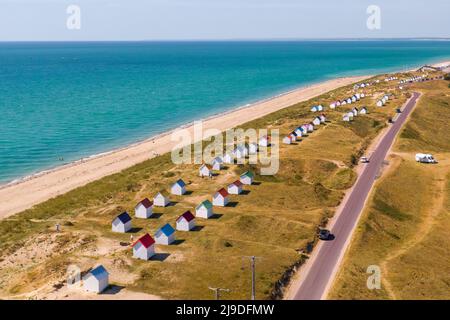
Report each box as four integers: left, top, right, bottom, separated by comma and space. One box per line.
0, 72, 425, 299
329, 80, 450, 299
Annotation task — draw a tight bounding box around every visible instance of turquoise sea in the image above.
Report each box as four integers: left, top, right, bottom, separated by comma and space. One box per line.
1, 40, 450, 184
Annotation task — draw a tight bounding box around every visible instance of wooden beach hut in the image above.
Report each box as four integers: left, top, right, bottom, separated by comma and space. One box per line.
195, 200, 214, 219
83, 265, 109, 293
176, 211, 196, 231
213, 188, 229, 207
112, 212, 132, 233
155, 223, 176, 245
283, 136, 292, 145
132, 234, 156, 260
199, 164, 213, 177
171, 179, 186, 195
228, 180, 243, 195
240, 171, 254, 185
135, 198, 153, 219
154, 191, 170, 207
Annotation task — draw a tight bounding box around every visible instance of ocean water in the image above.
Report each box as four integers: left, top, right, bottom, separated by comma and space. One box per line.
1, 40, 450, 184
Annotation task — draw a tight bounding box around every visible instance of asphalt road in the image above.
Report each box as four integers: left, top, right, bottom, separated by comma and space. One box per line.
292, 92, 421, 300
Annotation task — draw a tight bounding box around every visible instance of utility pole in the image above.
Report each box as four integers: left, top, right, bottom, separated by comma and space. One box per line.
243, 256, 260, 300
208, 287, 230, 300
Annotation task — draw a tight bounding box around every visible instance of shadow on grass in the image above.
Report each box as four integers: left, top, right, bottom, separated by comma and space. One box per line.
210, 213, 223, 219
149, 213, 163, 219
226, 201, 239, 208
150, 253, 170, 261
184, 190, 194, 196
172, 239, 185, 245
129, 227, 143, 233
191, 225, 204, 232
240, 190, 251, 195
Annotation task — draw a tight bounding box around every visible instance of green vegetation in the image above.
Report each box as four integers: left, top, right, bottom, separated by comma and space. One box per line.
329, 79, 450, 299
0, 72, 423, 299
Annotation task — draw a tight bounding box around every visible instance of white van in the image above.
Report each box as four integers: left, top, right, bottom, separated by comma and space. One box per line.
415, 153, 437, 163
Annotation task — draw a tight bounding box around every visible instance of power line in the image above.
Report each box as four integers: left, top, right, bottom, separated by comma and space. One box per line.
243, 256, 261, 300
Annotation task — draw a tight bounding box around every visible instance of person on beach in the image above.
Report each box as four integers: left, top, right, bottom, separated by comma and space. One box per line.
55, 223, 60, 232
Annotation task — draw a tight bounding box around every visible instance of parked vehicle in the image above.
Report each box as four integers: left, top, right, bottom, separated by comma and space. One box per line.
360, 156, 370, 163
415, 153, 437, 163
318, 229, 331, 240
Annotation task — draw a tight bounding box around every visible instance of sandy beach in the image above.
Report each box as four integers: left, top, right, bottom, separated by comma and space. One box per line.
0, 75, 369, 219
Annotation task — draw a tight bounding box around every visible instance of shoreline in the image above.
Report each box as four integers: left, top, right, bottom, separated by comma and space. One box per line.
0, 75, 369, 218
1, 58, 448, 219
2, 58, 449, 189
0, 77, 352, 190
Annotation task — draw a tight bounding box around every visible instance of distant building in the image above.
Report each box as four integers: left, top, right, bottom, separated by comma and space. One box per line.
195, 200, 214, 219
176, 211, 196, 231
135, 198, 153, 219
352, 107, 359, 116
155, 223, 176, 245
223, 153, 235, 164
112, 212, 132, 233
312, 117, 321, 126
171, 179, 187, 195
132, 234, 156, 260
360, 107, 368, 114
319, 114, 326, 123
282, 136, 291, 145
211, 157, 223, 170
83, 265, 109, 293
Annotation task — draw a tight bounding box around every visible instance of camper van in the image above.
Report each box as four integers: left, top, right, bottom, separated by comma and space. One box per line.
415, 153, 437, 164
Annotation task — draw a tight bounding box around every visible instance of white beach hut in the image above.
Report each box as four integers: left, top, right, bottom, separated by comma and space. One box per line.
259, 136, 270, 147
346, 98, 352, 104
240, 171, 254, 185
171, 179, 186, 195
283, 136, 292, 145
360, 107, 368, 114
319, 114, 326, 123
360, 93, 365, 98
83, 265, 109, 293
112, 212, 132, 233
310, 105, 319, 112
341, 100, 347, 106
228, 180, 243, 195
212, 159, 222, 171
132, 234, 155, 260
376, 100, 383, 107
352, 107, 358, 116
248, 143, 258, 155
155, 223, 176, 245
176, 211, 196, 231
329, 102, 337, 109
307, 123, 314, 132
213, 188, 229, 207
312, 117, 321, 126
154, 191, 170, 207
351, 95, 357, 103
135, 198, 153, 219
294, 127, 303, 137
223, 153, 234, 164
289, 133, 297, 142
195, 200, 214, 219
199, 164, 213, 177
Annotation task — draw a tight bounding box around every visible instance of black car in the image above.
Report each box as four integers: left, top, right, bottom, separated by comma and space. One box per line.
318, 229, 331, 240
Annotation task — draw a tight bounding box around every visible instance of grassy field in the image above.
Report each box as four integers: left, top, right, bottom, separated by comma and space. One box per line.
329, 80, 450, 299
0, 71, 430, 299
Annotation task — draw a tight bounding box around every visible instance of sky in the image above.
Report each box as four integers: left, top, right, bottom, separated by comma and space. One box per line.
0, 0, 449, 41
